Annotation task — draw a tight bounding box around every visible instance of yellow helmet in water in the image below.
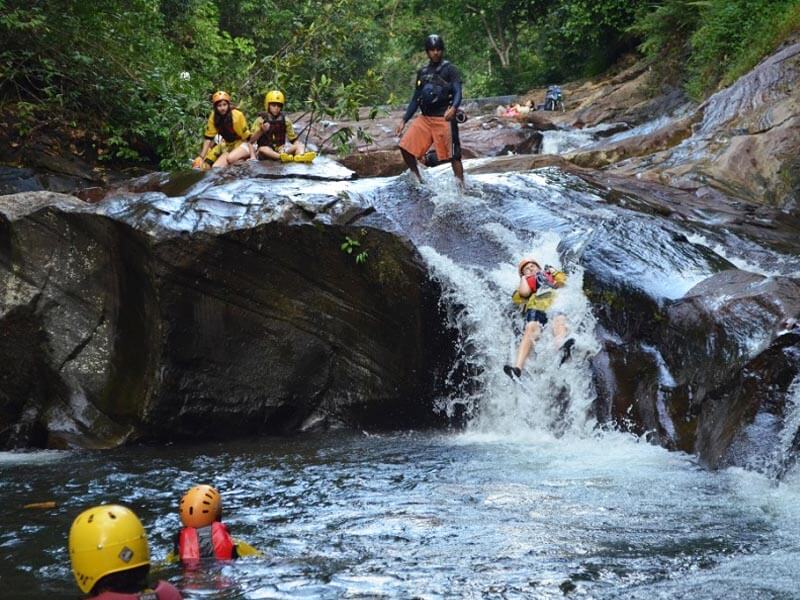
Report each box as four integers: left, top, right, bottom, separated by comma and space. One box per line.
264, 90, 285, 108
211, 90, 231, 105
179, 484, 222, 528
68, 505, 150, 594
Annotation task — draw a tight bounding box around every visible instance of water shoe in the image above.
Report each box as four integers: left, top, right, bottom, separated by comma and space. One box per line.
294, 151, 317, 163
559, 338, 575, 366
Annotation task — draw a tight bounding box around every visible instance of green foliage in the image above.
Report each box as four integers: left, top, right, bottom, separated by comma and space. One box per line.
687, 0, 800, 98
1, 0, 797, 170
0, 0, 256, 169
630, 0, 703, 87
302, 72, 381, 155
340, 235, 368, 264
535, 0, 646, 81
633, 0, 800, 99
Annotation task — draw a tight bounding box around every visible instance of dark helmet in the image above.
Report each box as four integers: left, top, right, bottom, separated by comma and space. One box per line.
425, 34, 444, 52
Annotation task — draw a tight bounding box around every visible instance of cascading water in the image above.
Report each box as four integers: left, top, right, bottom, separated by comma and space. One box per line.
363, 165, 604, 437
3, 163, 800, 599
420, 232, 600, 438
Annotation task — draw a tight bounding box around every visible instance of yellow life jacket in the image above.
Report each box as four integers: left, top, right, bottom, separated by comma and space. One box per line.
512, 270, 566, 312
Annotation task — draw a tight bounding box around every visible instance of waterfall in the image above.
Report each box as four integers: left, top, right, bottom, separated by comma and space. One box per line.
417, 190, 601, 437
356, 161, 799, 475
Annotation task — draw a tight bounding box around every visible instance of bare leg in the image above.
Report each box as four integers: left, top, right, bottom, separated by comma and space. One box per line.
552, 315, 576, 365
515, 321, 542, 370
551, 315, 568, 346
224, 143, 253, 165
286, 140, 305, 155
212, 153, 230, 168
399, 147, 423, 183
257, 146, 282, 161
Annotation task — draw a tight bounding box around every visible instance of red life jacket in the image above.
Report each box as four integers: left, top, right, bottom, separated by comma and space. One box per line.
178, 522, 235, 561
93, 580, 183, 600
256, 112, 287, 149
526, 270, 556, 293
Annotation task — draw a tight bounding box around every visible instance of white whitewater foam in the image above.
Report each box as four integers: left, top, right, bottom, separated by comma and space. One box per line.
421, 232, 600, 438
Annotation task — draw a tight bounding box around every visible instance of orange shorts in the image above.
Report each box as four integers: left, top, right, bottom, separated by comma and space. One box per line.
399, 115, 453, 161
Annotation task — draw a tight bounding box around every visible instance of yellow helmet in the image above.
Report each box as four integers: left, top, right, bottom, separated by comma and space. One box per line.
179, 484, 222, 528
211, 90, 231, 105
264, 90, 285, 108
68, 505, 150, 594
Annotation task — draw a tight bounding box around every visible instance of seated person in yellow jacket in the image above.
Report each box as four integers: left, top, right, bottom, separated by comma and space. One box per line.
226, 90, 315, 163
503, 257, 575, 379
192, 91, 254, 169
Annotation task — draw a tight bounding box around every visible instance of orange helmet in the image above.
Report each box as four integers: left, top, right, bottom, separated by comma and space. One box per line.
211, 91, 231, 105
179, 485, 221, 528
517, 257, 540, 275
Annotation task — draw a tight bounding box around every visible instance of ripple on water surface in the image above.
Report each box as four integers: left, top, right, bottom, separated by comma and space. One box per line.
0, 431, 798, 599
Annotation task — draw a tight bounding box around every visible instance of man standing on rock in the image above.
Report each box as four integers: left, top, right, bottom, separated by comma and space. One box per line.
395, 33, 464, 188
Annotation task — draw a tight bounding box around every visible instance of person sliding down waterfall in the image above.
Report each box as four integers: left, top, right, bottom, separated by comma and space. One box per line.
395, 33, 464, 189
504, 258, 575, 380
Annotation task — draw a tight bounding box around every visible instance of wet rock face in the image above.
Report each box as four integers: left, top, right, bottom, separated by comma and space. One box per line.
147, 224, 452, 439
0, 182, 457, 448
607, 43, 800, 210
0, 195, 147, 448
566, 115, 695, 169
588, 263, 800, 457
697, 332, 800, 472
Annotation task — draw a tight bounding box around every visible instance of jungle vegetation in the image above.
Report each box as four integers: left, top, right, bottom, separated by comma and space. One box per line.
1, 0, 798, 168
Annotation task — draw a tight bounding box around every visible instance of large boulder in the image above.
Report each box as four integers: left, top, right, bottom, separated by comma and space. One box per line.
696, 330, 800, 471
584, 228, 800, 456
0, 169, 458, 449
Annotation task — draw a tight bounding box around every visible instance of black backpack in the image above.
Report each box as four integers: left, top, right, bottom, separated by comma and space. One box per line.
417, 61, 452, 111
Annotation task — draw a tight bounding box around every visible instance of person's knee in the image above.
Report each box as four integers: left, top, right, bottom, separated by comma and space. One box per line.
552, 315, 568, 334
524, 321, 541, 338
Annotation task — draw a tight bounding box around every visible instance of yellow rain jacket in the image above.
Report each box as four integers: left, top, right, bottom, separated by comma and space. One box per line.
204, 108, 250, 164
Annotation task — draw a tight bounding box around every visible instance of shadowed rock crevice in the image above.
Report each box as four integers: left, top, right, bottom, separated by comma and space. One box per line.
0, 303, 51, 448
